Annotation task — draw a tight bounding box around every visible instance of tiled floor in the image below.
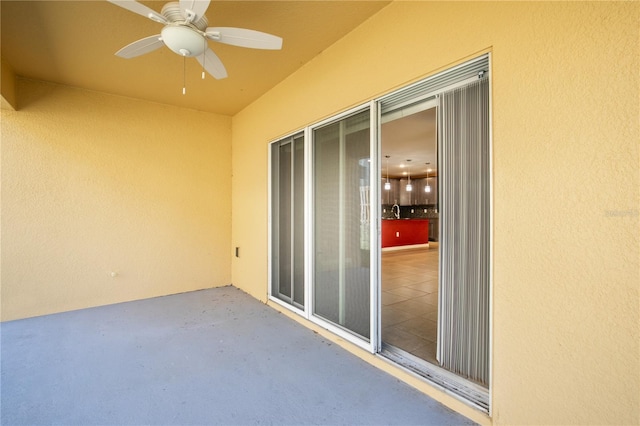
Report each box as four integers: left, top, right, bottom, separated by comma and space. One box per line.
382, 244, 439, 364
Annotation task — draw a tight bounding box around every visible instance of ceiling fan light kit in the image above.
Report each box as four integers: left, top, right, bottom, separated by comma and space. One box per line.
108, 0, 283, 87
161, 26, 207, 57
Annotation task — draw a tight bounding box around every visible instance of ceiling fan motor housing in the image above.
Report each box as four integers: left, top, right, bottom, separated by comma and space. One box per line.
159, 2, 209, 57
161, 2, 208, 29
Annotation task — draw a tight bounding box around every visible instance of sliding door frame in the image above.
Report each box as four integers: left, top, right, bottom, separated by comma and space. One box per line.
268, 132, 307, 317
268, 103, 378, 353
305, 102, 378, 353
374, 54, 493, 413
268, 53, 493, 413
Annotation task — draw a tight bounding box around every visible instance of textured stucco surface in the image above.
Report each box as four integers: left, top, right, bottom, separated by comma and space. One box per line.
1, 1, 638, 424
1, 80, 232, 320
1, 57, 18, 110
231, 2, 639, 425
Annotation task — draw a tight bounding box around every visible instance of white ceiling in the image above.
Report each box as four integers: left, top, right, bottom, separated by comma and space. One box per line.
382, 107, 437, 177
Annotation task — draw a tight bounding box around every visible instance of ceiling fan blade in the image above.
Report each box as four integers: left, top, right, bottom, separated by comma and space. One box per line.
179, 0, 210, 23
205, 27, 283, 50
107, 0, 167, 24
115, 35, 164, 59
196, 48, 228, 79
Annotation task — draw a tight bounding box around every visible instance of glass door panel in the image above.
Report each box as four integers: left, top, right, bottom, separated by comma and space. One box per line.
313, 110, 371, 339
271, 134, 305, 308
292, 137, 305, 306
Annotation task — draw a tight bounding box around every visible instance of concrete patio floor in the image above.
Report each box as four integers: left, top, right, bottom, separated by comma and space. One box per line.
1, 286, 474, 425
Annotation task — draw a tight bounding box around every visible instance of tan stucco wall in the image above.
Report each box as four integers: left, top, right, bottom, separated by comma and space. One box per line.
231, 2, 639, 425
1, 57, 18, 110
1, 79, 232, 321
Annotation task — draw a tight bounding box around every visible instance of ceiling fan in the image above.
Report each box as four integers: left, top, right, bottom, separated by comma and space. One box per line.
108, 0, 282, 86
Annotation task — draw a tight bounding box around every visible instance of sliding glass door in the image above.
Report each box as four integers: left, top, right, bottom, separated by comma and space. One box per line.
270, 133, 305, 309
269, 55, 491, 410
376, 55, 491, 408
312, 109, 371, 340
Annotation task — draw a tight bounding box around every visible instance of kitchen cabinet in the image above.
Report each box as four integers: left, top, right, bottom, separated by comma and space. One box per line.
410, 177, 437, 206
394, 178, 436, 205
428, 217, 439, 241
381, 177, 437, 206
425, 176, 438, 205
399, 178, 415, 205
381, 178, 400, 205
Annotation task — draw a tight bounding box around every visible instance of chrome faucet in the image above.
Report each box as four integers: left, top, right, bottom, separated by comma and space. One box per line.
392, 203, 400, 219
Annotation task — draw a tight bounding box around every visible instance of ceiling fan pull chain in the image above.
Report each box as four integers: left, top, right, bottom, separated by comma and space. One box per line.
202, 38, 206, 79
182, 55, 187, 95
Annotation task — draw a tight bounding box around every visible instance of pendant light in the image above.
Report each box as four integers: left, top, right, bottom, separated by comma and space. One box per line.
425, 163, 432, 193
384, 155, 391, 190
405, 159, 412, 191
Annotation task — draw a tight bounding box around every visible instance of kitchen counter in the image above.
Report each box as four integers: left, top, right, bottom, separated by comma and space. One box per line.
382, 218, 429, 248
